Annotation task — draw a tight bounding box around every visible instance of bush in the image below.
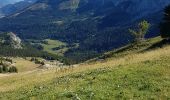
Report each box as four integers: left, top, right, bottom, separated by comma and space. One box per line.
0, 66, 3, 73
9, 66, 18, 73
2, 65, 8, 72
31, 58, 45, 65
5, 58, 13, 63
0, 65, 18, 73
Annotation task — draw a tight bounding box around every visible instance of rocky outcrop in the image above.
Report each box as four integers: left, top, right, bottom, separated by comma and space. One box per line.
7, 32, 22, 49
0, 32, 22, 49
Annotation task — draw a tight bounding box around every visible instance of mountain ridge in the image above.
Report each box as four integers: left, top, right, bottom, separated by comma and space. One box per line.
0, 0, 37, 17
0, 0, 22, 8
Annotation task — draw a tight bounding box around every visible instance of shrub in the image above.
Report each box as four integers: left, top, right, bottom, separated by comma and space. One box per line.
129, 20, 150, 43
8, 66, 18, 73
0, 66, 3, 73
2, 65, 8, 72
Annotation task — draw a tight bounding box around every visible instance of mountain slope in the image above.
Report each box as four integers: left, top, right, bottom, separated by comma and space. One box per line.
0, 0, 37, 17
0, 0, 170, 62
0, 0, 22, 8
0, 37, 170, 99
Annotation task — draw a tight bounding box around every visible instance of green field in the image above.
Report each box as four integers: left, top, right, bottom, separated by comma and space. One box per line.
41, 39, 68, 56
0, 37, 170, 100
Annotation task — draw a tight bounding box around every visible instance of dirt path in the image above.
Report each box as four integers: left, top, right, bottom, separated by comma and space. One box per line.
0, 69, 42, 78
0, 74, 16, 77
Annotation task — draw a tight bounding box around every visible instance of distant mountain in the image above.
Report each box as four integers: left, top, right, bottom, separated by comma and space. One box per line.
0, 0, 170, 62
0, 0, 37, 17
0, 0, 23, 8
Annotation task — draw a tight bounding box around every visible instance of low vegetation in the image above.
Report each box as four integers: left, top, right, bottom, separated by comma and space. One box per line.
12, 58, 40, 72
40, 39, 68, 56
0, 58, 18, 73
0, 37, 169, 99
0, 3, 170, 100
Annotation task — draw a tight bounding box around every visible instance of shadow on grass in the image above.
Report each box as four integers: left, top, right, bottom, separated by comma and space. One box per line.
97, 45, 133, 59
142, 39, 170, 52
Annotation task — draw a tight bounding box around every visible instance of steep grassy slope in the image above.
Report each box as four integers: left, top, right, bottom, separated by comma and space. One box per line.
0, 37, 170, 99
89, 37, 163, 61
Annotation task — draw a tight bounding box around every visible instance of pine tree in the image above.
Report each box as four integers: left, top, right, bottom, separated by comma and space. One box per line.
160, 5, 170, 39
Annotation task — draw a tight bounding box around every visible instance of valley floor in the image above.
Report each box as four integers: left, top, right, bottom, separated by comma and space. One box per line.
0, 38, 170, 100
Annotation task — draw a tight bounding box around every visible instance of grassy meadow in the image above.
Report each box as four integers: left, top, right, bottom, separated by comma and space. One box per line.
41, 39, 68, 56
0, 37, 170, 99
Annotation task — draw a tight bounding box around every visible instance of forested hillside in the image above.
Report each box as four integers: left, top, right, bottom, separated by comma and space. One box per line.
0, 0, 170, 63
0, 0, 21, 8
0, 0, 37, 17
0, 32, 69, 64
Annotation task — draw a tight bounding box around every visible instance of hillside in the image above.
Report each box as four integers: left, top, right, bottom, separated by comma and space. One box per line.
0, 37, 170, 99
0, 32, 69, 64
0, 0, 22, 8
0, 0, 170, 62
0, 0, 37, 17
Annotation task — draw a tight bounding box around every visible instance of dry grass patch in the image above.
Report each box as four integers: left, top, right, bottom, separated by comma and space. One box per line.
13, 58, 40, 72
